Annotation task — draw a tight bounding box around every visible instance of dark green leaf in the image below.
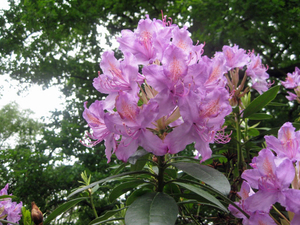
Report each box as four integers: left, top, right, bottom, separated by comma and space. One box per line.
125, 192, 178, 225
126, 188, 153, 206
248, 113, 273, 120
243, 85, 280, 119
68, 171, 152, 198
43, 197, 88, 225
89, 208, 126, 225
90, 217, 124, 224
174, 182, 228, 213
109, 180, 145, 202
268, 102, 288, 106
171, 162, 230, 195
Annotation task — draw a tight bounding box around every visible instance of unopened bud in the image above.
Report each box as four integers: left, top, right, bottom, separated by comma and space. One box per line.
31, 202, 43, 225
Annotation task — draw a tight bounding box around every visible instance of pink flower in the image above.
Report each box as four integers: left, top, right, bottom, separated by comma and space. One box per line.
282, 67, 300, 89
281, 67, 300, 102
81, 100, 118, 163
228, 181, 276, 225
117, 15, 174, 65
265, 122, 300, 162
222, 45, 250, 70
246, 52, 270, 94
104, 91, 168, 161
242, 148, 300, 213
0, 184, 22, 225
82, 15, 233, 163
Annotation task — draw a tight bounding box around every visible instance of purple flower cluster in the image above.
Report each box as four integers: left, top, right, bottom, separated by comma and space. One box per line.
82, 15, 270, 163
281, 67, 300, 102
229, 122, 300, 224
0, 184, 22, 225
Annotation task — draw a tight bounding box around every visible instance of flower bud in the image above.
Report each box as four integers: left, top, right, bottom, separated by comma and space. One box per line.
31, 202, 43, 225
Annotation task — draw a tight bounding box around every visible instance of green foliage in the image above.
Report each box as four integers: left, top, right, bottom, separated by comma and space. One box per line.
172, 162, 231, 195
243, 85, 280, 119
0, 102, 42, 149
21, 207, 32, 225
174, 182, 228, 213
44, 197, 88, 225
125, 192, 178, 225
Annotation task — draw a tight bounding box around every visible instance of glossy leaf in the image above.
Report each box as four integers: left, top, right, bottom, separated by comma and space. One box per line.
68, 171, 152, 198
242, 85, 280, 119
248, 113, 273, 120
109, 180, 145, 202
125, 192, 178, 225
126, 188, 153, 206
268, 102, 288, 106
171, 162, 230, 195
43, 197, 88, 225
174, 182, 228, 212
89, 208, 126, 225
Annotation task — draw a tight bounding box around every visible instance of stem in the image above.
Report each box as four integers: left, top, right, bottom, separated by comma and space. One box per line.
89, 190, 98, 218
157, 156, 166, 192
272, 205, 290, 224
235, 110, 244, 174
183, 205, 201, 225
244, 118, 250, 168
269, 214, 282, 225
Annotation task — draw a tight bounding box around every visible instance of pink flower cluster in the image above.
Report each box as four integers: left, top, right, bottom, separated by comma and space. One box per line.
82, 15, 270, 163
0, 184, 22, 225
229, 122, 300, 224
282, 67, 300, 102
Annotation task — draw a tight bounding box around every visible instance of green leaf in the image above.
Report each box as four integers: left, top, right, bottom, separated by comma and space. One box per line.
126, 188, 153, 206
248, 128, 260, 137
171, 162, 230, 195
90, 217, 124, 224
0, 195, 15, 200
177, 199, 226, 210
243, 85, 280, 119
21, 207, 32, 225
268, 102, 287, 106
130, 151, 149, 171
109, 180, 145, 202
68, 171, 152, 198
128, 149, 148, 165
174, 182, 228, 213
43, 197, 88, 225
89, 208, 126, 225
125, 192, 178, 225
247, 113, 273, 120
0, 219, 19, 225
173, 193, 226, 211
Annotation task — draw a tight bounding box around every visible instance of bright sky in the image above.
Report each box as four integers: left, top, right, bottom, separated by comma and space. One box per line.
0, 74, 65, 121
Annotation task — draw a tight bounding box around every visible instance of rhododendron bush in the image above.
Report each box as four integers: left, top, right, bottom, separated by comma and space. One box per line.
20, 15, 300, 225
